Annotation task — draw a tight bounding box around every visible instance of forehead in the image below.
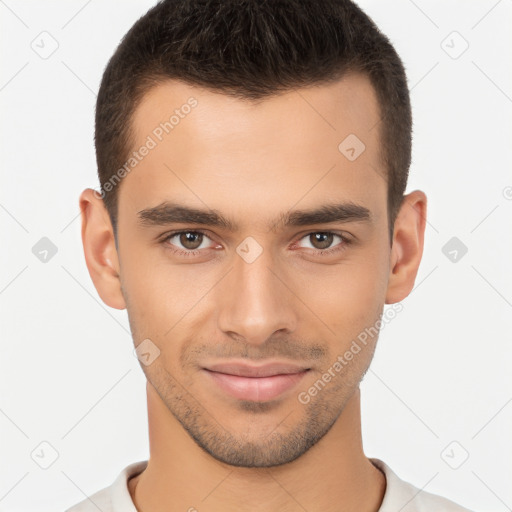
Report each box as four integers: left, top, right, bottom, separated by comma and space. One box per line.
130, 73, 381, 151
120, 73, 386, 228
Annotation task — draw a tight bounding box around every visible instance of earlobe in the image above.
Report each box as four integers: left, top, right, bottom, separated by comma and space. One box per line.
385, 190, 427, 304
79, 188, 126, 310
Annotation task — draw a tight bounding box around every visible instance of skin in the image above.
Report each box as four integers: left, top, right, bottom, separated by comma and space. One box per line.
79, 72, 426, 512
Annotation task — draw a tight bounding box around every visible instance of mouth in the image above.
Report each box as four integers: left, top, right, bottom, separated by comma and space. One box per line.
201, 361, 311, 402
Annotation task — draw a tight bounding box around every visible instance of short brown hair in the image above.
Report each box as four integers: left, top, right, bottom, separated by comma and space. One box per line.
95, 0, 412, 243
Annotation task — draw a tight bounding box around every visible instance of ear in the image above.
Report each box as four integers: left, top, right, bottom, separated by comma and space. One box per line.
385, 190, 427, 304
79, 188, 126, 310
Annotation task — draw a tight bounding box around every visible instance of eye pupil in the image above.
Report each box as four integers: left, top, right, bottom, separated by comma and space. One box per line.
180, 232, 203, 250
311, 232, 333, 249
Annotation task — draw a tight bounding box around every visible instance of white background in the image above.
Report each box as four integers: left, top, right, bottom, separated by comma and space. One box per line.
1, 1, 511, 511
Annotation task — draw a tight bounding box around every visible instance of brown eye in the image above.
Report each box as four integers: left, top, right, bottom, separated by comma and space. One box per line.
178, 231, 204, 250
309, 232, 334, 250
294, 232, 349, 255
162, 230, 218, 257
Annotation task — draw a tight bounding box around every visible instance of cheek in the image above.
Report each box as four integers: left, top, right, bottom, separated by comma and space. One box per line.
121, 245, 199, 313
120, 251, 218, 364
294, 254, 387, 344
119, 255, 178, 342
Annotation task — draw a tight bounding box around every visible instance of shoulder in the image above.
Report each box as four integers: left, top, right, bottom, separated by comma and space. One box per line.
64, 461, 148, 512
370, 458, 475, 512
65, 486, 112, 512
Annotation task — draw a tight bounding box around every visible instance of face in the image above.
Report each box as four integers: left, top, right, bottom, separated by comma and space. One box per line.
94, 74, 400, 467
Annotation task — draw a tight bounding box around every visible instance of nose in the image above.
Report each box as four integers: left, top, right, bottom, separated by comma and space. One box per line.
216, 245, 298, 347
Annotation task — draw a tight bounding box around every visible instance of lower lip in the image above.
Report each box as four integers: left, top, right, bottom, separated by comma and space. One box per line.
203, 369, 309, 402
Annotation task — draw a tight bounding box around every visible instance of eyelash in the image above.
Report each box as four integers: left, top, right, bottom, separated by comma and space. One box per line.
160, 229, 353, 258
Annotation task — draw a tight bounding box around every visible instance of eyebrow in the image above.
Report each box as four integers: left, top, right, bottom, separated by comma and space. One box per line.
137, 201, 372, 232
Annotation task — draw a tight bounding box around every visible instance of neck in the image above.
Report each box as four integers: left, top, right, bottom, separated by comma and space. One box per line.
129, 384, 385, 512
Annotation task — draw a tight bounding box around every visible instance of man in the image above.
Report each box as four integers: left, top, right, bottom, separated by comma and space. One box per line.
67, 0, 474, 510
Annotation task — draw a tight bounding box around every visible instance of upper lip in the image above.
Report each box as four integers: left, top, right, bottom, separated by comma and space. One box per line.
203, 361, 310, 378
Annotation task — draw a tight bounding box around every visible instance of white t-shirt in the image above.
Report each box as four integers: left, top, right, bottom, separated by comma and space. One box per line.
65, 457, 474, 512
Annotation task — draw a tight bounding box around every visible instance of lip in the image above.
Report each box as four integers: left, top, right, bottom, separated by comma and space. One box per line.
202, 361, 310, 402
204, 361, 310, 377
